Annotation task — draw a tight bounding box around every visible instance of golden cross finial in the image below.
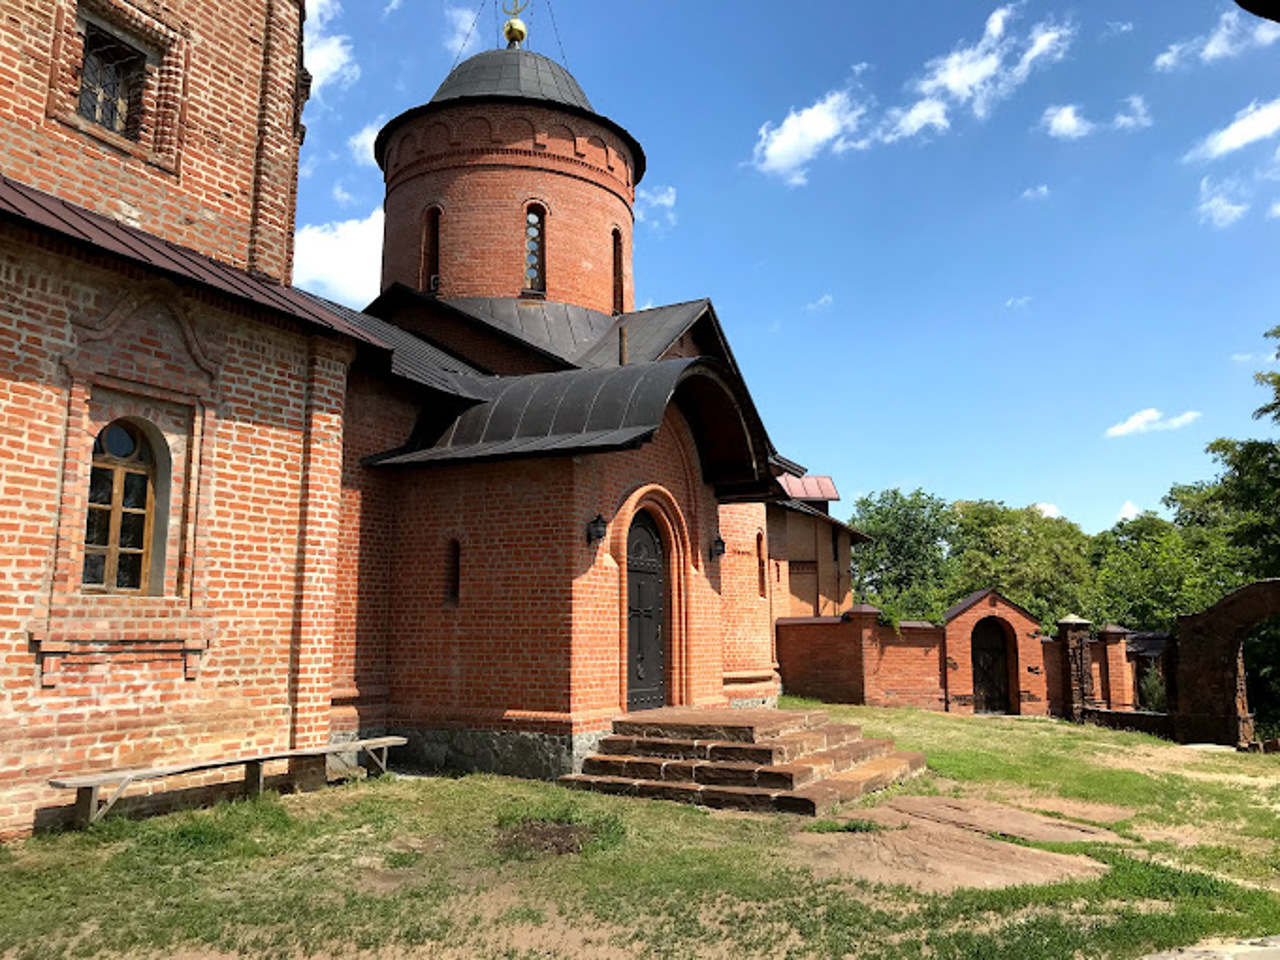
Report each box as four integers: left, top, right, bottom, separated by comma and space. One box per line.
503, 0, 529, 16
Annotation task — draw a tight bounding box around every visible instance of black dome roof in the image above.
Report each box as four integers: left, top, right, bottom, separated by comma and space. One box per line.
431, 48, 593, 112
375, 46, 645, 182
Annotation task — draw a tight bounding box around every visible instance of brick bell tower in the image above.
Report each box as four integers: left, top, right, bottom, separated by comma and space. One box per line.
0, 0, 309, 282
374, 13, 646, 316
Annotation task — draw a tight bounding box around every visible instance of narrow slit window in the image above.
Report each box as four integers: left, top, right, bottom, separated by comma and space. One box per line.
757, 533, 767, 598
423, 206, 442, 293
77, 23, 146, 140
83, 420, 156, 593
611, 228, 624, 315
445, 539, 461, 605
524, 205, 546, 294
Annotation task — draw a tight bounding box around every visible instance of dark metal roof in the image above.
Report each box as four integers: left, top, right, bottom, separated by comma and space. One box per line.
367, 357, 776, 500
431, 48, 593, 112
444, 297, 618, 366
577, 300, 711, 369
296, 291, 490, 399
775, 498, 871, 543
943, 588, 1041, 626
370, 359, 699, 466
1127, 632, 1171, 658
374, 49, 646, 182
0, 174, 382, 348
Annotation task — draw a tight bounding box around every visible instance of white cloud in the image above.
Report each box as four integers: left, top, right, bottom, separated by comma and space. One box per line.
1156, 9, 1280, 70
347, 121, 382, 167
881, 98, 950, 143
805, 294, 834, 312
382, 0, 403, 15
635, 185, 678, 230
1185, 98, 1280, 161
444, 6, 481, 59
1105, 408, 1203, 438
1113, 95, 1152, 131
303, 0, 360, 96
1104, 21, 1134, 39
298, 154, 318, 179
1005, 295, 1032, 309
1232, 351, 1280, 363
331, 181, 355, 205
1034, 502, 1062, 519
1270, 200, 1280, 220
293, 207, 385, 308
751, 90, 865, 186
1042, 104, 1094, 139
916, 7, 1074, 120
1117, 500, 1141, 523
1020, 184, 1050, 201
1197, 177, 1250, 228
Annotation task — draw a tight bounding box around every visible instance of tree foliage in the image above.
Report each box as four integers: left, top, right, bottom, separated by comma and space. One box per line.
848, 488, 955, 623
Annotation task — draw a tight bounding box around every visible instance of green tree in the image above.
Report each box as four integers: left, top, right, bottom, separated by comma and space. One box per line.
946, 500, 1096, 627
848, 488, 956, 622
1090, 512, 1244, 632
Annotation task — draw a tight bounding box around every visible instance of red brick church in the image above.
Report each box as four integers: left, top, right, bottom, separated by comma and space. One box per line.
0, 1, 891, 834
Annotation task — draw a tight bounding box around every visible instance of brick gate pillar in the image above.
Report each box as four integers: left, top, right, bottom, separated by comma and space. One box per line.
1097, 624, 1133, 712
1057, 615, 1092, 722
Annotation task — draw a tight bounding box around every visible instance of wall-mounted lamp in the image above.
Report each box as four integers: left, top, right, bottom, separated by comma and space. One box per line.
586, 513, 608, 545
709, 534, 726, 560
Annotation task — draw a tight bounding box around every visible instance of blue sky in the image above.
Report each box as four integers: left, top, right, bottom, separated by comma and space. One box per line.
292, 1, 1280, 534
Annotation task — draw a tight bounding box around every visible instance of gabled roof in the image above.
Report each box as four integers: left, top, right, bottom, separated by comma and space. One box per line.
296, 291, 490, 400
775, 498, 871, 543
0, 174, 381, 348
443, 296, 618, 366
576, 300, 711, 368
779, 474, 839, 502
943, 588, 1041, 626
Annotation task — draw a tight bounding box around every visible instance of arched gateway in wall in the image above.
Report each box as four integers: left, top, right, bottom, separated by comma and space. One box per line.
1174, 580, 1280, 746
971, 616, 1015, 714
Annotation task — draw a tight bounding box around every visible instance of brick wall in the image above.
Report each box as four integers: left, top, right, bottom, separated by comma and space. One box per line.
0, 225, 346, 837
0, 0, 304, 281
944, 595, 1049, 716
380, 103, 636, 315
776, 617, 867, 704
863, 622, 947, 711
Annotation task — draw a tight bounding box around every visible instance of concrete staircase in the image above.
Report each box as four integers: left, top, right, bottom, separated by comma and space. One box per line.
560, 707, 925, 815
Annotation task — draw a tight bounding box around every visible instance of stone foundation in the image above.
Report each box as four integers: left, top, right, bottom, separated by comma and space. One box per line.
729, 695, 779, 710
393, 726, 608, 779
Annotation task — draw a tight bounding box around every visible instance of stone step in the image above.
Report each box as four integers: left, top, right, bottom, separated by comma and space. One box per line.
596, 722, 863, 764
611, 707, 829, 744
560, 750, 926, 816
581, 754, 818, 790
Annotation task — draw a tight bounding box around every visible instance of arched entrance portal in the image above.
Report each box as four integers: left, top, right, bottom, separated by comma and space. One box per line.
627, 511, 667, 711
972, 617, 1012, 714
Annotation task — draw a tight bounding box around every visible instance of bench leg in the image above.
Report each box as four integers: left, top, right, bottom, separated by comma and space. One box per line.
73, 786, 99, 829
244, 760, 265, 798
361, 745, 390, 776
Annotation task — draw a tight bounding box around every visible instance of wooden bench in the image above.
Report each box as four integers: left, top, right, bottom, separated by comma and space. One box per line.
49, 736, 407, 827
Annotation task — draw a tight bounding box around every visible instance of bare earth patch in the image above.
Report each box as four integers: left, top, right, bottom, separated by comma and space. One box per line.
790, 799, 1110, 893
996, 790, 1137, 825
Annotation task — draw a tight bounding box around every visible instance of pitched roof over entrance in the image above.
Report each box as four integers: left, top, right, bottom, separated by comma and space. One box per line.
944, 588, 1041, 626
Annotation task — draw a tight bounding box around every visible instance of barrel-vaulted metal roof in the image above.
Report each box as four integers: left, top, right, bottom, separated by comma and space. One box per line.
367, 357, 778, 502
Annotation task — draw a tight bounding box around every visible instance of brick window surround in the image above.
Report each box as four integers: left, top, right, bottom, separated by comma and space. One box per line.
47, 0, 189, 173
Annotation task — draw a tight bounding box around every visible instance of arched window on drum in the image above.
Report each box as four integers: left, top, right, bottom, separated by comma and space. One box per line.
524, 204, 546, 295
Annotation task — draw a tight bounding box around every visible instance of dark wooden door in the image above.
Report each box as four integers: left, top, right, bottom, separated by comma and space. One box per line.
971, 617, 1010, 714
627, 512, 666, 711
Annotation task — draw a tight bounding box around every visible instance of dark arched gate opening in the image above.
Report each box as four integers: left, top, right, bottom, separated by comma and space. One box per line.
972, 616, 1013, 714
627, 511, 667, 711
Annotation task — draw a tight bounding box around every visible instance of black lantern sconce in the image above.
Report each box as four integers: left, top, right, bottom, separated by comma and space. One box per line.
586, 513, 608, 545
709, 533, 726, 560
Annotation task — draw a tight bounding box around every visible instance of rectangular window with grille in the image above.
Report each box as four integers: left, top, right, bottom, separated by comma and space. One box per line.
77, 22, 146, 140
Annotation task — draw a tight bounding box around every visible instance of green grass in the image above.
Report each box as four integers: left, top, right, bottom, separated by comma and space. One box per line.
1, 705, 1278, 958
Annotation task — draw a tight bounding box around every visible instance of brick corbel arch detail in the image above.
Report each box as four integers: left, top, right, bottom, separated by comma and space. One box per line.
608, 484, 692, 710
